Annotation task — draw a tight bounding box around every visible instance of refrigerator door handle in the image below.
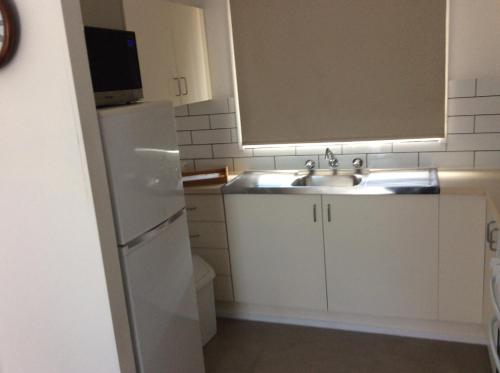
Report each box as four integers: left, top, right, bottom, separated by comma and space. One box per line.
125, 209, 185, 250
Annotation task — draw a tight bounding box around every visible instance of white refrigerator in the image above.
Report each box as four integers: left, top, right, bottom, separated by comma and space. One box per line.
98, 102, 205, 373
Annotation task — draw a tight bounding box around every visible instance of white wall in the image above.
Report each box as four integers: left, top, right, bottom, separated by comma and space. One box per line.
0, 1, 135, 372
80, 0, 126, 29
449, 0, 500, 79
200, 0, 234, 98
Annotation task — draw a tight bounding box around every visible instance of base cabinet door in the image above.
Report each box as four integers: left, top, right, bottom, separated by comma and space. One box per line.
225, 195, 327, 311
323, 195, 439, 320
439, 195, 485, 323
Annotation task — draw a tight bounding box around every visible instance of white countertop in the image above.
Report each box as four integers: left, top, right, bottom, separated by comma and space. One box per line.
438, 169, 500, 216
184, 169, 500, 215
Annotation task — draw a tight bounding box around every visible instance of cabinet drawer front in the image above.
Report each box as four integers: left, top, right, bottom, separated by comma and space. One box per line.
188, 222, 228, 248
185, 194, 225, 222
192, 248, 231, 276
214, 275, 234, 302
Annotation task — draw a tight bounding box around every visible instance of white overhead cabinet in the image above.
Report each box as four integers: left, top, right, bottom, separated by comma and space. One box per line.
322, 196, 439, 320
224, 195, 327, 311
123, 0, 212, 106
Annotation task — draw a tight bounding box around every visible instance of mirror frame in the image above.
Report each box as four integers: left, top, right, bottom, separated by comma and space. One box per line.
0, 0, 14, 67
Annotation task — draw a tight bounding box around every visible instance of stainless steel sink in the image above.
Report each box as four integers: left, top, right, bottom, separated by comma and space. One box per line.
292, 173, 363, 187
223, 169, 440, 195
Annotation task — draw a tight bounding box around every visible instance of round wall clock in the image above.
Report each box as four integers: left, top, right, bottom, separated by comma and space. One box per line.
0, 0, 15, 66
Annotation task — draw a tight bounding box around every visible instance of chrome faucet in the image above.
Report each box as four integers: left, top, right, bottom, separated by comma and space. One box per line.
304, 159, 316, 172
325, 148, 339, 169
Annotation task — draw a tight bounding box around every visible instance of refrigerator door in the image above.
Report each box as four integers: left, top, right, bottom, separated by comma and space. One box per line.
121, 210, 205, 373
98, 101, 185, 245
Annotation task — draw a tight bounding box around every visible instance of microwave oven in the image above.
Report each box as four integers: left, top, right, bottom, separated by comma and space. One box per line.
84, 26, 143, 107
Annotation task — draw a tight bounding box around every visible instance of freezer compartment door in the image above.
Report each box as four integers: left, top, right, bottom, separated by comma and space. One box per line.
121, 211, 205, 373
99, 102, 185, 245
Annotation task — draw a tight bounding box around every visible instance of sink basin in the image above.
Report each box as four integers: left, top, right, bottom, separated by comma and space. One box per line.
222, 169, 440, 195
292, 173, 363, 187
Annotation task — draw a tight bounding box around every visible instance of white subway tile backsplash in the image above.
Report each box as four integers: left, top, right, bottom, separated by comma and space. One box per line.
179, 145, 212, 159
174, 105, 189, 117
393, 140, 446, 153
195, 158, 234, 171
296, 145, 341, 155
475, 151, 500, 169
252, 146, 295, 156
419, 152, 473, 169
174, 89, 500, 173
319, 154, 366, 169
180, 160, 195, 172
475, 115, 500, 133
448, 96, 500, 116
189, 98, 229, 115
448, 79, 476, 98
192, 129, 232, 144
343, 142, 392, 154
230, 128, 239, 143
234, 157, 275, 171
447, 116, 474, 134
210, 113, 236, 129
368, 153, 418, 169
477, 78, 500, 97
176, 131, 192, 145
447, 133, 500, 151
175, 115, 210, 131
276, 155, 319, 170
213, 143, 253, 158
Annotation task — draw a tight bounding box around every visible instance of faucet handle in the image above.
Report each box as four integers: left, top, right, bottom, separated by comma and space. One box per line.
352, 158, 364, 169
304, 159, 316, 171
329, 157, 339, 169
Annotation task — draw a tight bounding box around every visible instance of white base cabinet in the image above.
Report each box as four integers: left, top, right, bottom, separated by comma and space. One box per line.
224, 195, 327, 311
185, 193, 234, 302
224, 193, 486, 328
439, 195, 485, 323
322, 195, 439, 320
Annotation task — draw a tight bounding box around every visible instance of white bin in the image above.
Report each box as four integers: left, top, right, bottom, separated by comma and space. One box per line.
192, 255, 217, 345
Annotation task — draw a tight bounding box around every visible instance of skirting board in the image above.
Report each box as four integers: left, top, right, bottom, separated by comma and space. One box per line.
216, 302, 487, 345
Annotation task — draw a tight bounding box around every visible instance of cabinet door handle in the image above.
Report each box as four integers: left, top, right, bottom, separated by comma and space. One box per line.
174, 77, 182, 97
313, 204, 317, 222
190, 234, 200, 239
186, 207, 197, 211
491, 228, 499, 252
327, 203, 332, 222
181, 77, 188, 96
488, 221, 498, 251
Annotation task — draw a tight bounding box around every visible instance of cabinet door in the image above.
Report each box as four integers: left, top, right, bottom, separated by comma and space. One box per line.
483, 200, 499, 327
439, 195, 485, 323
172, 4, 212, 105
323, 195, 439, 320
122, 0, 182, 106
225, 195, 327, 311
